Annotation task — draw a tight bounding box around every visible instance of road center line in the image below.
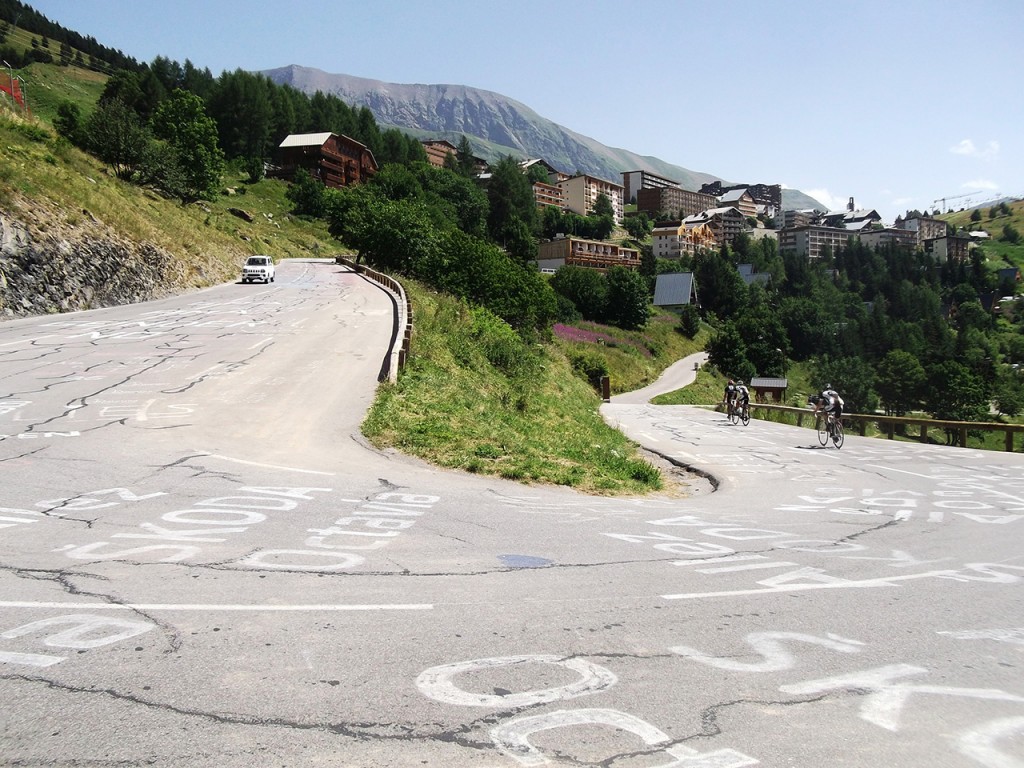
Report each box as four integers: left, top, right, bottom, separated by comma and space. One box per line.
0, 601, 433, 612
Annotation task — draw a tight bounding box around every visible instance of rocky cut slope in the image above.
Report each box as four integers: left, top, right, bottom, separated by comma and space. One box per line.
0, 194, 230, 319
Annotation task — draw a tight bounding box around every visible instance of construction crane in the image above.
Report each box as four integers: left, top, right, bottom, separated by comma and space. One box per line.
932, 191, 983, 213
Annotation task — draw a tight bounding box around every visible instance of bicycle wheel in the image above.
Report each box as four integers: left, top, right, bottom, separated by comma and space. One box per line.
832, 419, 845, 449
741, 405, 750, 426
817, 416, 829, 445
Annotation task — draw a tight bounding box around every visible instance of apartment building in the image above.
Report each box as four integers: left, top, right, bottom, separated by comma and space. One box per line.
719, 189, 758, 219
536, 236, 640, 272
778, 224, 855, 260
532, 181, 566, 211
858, 228, 920, 251
421, 139, 457, 168
682, 206, 746, 247
924, 233, 972, 263
621, 169, 680, 205
894, 214, 949, 247
636, 186, 719, 219
700, 181, 783, 213
652, 220, 717, 259
558, 174, 624, 224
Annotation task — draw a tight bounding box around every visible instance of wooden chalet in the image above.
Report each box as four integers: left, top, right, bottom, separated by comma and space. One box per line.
269, 132, 377, 188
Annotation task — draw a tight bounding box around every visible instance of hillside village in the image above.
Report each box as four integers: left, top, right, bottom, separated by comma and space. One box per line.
282, 132, 1022, 321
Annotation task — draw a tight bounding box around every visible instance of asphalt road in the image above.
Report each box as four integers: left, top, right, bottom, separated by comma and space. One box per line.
1, 260, 1022, 767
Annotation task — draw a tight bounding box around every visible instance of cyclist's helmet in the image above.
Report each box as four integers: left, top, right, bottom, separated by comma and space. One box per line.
824, 383, 832, 390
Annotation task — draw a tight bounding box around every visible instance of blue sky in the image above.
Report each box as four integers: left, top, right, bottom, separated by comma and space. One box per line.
23, 0, 1023, 223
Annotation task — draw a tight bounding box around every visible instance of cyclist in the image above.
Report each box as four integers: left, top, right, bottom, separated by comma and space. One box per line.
722, 379, 737, 413
736, 380, 750, 415
819, 384, 844, 424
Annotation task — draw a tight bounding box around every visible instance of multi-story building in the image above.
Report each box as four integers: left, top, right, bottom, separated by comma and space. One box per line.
621, 169, 679, 205
270, 132, 377, 188
651, 220, 717, 259
700, 181, 783, 213
719, 189, 758, 219
894, 214, 949, 247
558, 174, 624, 224
421, 139, 457, 168
924, 234, 972, 263
532, 181, 565, 211
778, 224, 854, 260
822, 198, 882, 230
858, 228, 920, 251
636, 187, 719, 219
776, 209, 820, 229
536, 236, 640, 272
682, 206, 746, 247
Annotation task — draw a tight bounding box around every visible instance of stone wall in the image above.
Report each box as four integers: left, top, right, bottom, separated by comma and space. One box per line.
0, 195, 233, 319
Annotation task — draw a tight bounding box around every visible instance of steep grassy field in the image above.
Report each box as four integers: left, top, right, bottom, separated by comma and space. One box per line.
943, 199, 1024, 273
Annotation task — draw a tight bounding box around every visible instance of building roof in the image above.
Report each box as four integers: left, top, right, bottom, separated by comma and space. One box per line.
720, 189, 750, 203
751, 377, 788, 389
653, 272, 695, 307
279, 132, 334, 148
737, 264, 771, 286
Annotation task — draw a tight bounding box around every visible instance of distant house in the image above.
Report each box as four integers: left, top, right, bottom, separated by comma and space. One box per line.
653, 272, 698, 312
269, 132, 377, 188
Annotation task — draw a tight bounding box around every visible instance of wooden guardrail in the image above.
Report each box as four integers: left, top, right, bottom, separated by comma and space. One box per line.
745, 402, 1024, 452
335, 256, 411, 383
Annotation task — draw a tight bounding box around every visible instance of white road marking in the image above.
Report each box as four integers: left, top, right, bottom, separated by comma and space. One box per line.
0, 601, 433, 612
194, 451, 335, 475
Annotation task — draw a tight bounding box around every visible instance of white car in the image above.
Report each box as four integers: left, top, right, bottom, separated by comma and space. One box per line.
241, 255, 275, 284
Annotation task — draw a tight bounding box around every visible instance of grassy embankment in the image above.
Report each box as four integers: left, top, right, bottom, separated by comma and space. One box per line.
363, 284, 710, 494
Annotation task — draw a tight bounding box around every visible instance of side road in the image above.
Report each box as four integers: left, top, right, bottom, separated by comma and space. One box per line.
609, 350, 709, 404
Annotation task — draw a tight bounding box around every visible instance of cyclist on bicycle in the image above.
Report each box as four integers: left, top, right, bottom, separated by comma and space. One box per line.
819, 384, 844, 421
736, 380, 750, 413
723, 379, 737, 412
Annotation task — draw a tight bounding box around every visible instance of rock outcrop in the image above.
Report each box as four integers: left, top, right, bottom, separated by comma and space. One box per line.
0, 195, 232, 319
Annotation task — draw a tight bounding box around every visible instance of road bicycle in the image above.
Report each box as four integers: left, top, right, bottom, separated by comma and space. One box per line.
815, 409, 844, 449
726, 397, 751, 426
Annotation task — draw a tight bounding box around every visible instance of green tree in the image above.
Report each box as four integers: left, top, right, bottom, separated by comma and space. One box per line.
150, 89, 226, 201
1002, 224, 1020, 244
592, 192, 614, 219
706, 322, 755, 382
924, 360, 989, 421
678, 304, 701, 338
970, 208, 982, 222
285, 168, 328, 218
623, 213, 651, 241
992, 370, 1024, 418
85, 98, 150, 180
875, 349, 926, 416
486, 155, 537, 261
54, 100, 85, 147
549, 265, 608, 322
454, 135, 477, 178
814, 356, 877, 414
605, 266, 651, 330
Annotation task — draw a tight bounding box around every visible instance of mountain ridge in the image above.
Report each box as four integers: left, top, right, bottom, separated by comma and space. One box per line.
262, 64, 825, 212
